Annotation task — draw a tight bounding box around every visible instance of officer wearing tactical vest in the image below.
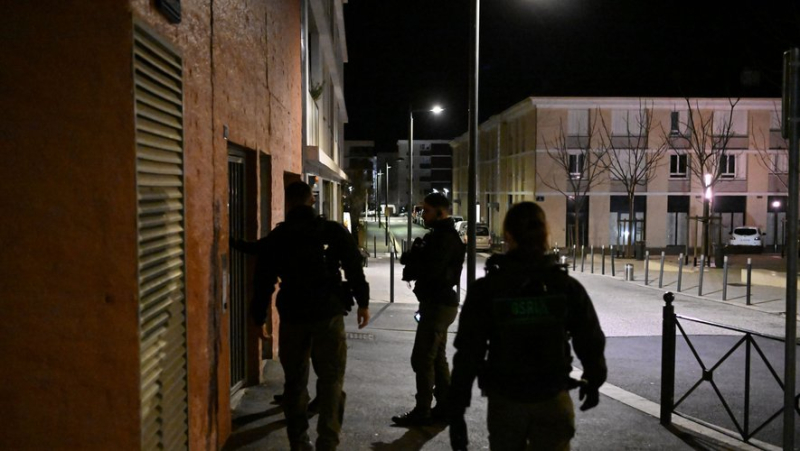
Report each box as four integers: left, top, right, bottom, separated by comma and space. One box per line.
393, 192, 466, 426
251, 181, 370, 451
448, 202, 606, 451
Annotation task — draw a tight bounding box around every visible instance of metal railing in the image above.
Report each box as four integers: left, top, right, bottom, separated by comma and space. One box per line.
660, 292, 800, 445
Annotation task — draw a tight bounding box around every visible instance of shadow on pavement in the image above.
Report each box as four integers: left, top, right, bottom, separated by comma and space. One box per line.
370, 424, 447, 450
222, 417, 288, 450
231, 405, 283, 427
667, 424, 744, 451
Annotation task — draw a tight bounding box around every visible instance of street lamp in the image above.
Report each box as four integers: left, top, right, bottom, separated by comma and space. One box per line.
408, 105, 444, 246
467, 0, 480, 286
772, 199, 782, 253
702, 173, 713, 265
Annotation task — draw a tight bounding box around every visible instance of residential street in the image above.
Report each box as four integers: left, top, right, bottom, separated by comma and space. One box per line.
228, 238, 800, 450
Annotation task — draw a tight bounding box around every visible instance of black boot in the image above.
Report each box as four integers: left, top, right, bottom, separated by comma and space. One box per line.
391, 407, 432, 427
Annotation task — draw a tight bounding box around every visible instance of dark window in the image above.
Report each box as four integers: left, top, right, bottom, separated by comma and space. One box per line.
670, 154, 687, 178
476, 226, 489, 236
720, 155, 736, 178
670, 112, 680, 134
568, 154, 584, 178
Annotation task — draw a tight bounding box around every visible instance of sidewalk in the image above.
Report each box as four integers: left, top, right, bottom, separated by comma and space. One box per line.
559, 251, 797, 318
226, 301, 712, 450
226, 250, 797, 450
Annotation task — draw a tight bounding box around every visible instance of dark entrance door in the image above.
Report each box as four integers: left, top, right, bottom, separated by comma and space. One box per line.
566, 197, 590, 247
228, 148, 247, 393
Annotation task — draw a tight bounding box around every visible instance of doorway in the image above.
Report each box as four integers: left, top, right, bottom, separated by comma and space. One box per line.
228, 146, 249, 393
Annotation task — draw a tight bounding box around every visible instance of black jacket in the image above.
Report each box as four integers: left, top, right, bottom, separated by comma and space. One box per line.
249, 206, 369, 324
449, 251, 606, 407
401, 217, 465, 306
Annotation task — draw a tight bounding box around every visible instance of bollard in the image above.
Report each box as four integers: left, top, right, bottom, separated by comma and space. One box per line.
611, 246, 616, 277
644, 250, 650, 285
572, 245, 577, 271
373, 236, 377, 259
581, 245, 586, 273
390, 247, 395, 303
660, 292, 676, 426
677, 253, 684, 292
698, 255, 705, 296
722, 255, 729, 301
625, 263, 634, 281
601, 246, 606, 275
591, 246, 595, 273
658, 251, 665, 288
746, 258, 752, 306
403, 239, 407, 254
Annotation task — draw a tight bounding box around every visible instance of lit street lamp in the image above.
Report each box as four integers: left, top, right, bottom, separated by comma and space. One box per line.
407, 105, 444, 246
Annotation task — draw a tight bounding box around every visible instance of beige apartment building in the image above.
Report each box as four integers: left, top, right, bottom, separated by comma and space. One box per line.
451, 97, 788, 253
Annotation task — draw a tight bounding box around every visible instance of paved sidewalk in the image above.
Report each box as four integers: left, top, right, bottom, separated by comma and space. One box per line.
226, 248, 798, 450
226, 301, 710, 450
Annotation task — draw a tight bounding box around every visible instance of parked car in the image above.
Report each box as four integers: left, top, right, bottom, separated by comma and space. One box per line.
729, 226, 765, 247
451, 215, 464, 223
455, 221, 492, 251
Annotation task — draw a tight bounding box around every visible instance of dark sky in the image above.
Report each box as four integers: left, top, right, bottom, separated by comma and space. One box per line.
343, 1, 800, 151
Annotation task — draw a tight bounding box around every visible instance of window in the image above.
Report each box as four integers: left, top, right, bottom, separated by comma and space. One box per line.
720, 154, 736, 178
670, 112, 680, 135
773, 154, 788, 173
568, 154, 584, 179
713, 109, 747, 136
612, 109, 646, 136
771, 109, 782, 131
670, 154, 687, 178
568, 109, 589, 136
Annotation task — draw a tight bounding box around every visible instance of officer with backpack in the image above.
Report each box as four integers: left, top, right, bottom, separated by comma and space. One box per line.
393, 192, 466, 426
448, 202, 606, 450
251, 181, 370, 451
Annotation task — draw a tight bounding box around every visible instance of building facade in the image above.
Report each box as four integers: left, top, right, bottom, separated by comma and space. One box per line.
303, 0, 349, 221
396, 140, 454, 210
451, 97, 786, 252
1, 1, 303, 449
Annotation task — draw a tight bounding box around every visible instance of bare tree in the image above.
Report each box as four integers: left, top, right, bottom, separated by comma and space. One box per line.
667, 98, 741, 261
753, 102, 788, 190
537, 111, 608, 248
599, 102, 668, 258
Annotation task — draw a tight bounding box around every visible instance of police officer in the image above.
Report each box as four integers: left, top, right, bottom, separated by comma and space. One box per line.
251, 181, 370, 451
448, 202, 606, 450
393, 192, 466, 426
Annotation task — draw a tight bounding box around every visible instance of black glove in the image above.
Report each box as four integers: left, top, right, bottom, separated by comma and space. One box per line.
449, 410, 468, 451
578, 380, 600, 411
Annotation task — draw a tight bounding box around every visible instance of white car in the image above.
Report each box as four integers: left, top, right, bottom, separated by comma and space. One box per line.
729, 226, 764, 247
455, 221, 493, 251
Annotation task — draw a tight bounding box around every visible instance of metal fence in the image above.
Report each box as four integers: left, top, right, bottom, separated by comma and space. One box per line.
660, 292, 800, 445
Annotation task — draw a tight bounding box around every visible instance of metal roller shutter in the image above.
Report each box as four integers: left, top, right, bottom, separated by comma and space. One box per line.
134, 23, 188, 451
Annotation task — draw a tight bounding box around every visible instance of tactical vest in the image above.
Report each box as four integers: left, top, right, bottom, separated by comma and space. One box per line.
483, 264, 573, 401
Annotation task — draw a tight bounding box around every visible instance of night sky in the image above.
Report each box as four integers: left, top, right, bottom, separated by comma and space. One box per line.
343, 0, 800, 151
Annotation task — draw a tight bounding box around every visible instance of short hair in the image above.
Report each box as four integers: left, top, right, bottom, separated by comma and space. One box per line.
285, 181, 313, 210
503, 202, 549, 254
423, 192, 450, 210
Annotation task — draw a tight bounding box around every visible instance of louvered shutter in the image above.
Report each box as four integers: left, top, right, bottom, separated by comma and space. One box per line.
134, 23, 188, 451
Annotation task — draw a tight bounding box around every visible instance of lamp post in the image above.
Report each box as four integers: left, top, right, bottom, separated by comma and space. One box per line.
407, 105, 444, 246
703, 173, 712, 267
467, 0, 480, 286
772, 200, 781, 252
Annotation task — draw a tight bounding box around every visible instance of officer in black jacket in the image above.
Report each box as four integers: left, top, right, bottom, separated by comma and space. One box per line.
393, 192, 466, 426
448, 202, 606, 451
251, 181, 370, 451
